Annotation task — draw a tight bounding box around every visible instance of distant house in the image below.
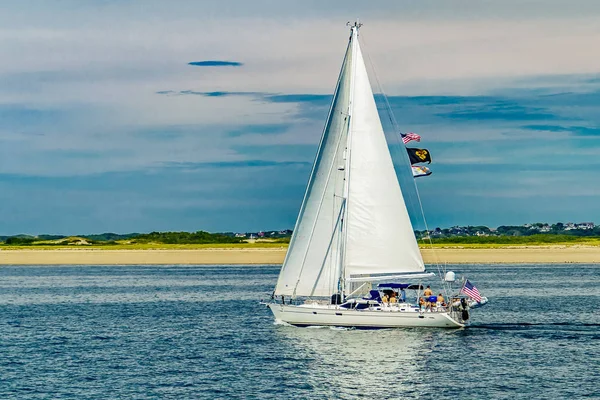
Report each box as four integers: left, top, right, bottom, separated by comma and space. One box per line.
449, 226, 466, 235
234, 233, 247, 238
576, 222, 595, 230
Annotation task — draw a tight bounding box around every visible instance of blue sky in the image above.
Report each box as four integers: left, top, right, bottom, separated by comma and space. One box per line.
1, 1, 599, 235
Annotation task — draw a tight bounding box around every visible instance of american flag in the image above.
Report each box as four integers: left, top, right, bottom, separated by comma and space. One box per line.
401, 132, 421, 144
461, 280, 482, 302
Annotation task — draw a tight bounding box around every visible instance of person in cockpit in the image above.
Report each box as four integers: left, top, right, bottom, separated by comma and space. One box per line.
381, 293, 389, 304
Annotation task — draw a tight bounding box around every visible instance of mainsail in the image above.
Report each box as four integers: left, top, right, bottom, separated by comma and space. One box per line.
274, 38, 353, 297
274, 26, 425, 298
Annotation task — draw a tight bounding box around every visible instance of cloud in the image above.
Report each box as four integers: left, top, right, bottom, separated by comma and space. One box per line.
226, 123, 289, 137
188, 61, 243, 67
522, 125, 600, 136
0, 162, 310, 234
437, 102, 558, 121
265, 94, 332, 104
156, 90, 265, 97
163, 160, 310, 169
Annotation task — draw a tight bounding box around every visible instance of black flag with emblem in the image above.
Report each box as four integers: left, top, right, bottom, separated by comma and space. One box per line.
406, 148, 432, 164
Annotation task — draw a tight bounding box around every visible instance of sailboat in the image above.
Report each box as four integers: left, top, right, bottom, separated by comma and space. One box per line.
267, 22, 486, 329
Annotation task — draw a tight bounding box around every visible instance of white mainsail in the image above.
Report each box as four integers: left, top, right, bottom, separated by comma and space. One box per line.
275, 26, 425, 298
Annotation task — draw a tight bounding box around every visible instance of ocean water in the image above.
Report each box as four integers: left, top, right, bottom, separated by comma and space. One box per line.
0, 264, 598, 399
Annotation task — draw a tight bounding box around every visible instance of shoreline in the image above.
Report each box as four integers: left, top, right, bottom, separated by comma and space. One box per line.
1, 246, 599, 265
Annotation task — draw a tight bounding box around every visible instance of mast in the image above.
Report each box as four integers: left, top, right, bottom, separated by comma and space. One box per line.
338, 21, 362, 298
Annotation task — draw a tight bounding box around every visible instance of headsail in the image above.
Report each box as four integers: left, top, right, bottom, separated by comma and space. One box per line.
343, 36, 425, 278
274, 38, 353, 297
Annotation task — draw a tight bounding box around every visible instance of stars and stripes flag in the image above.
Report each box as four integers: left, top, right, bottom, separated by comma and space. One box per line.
401, 132, 421, 144
461, 280, 482, 302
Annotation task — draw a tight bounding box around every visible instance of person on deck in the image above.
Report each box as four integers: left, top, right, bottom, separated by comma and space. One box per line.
437, 293, 446, 307
390, 292, 398, 304
451, 297, 461, 308
381, 293, 389, 304
423, 285, 433, 297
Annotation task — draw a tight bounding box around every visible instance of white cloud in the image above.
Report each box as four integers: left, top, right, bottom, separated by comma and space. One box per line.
1, 2, 599, 174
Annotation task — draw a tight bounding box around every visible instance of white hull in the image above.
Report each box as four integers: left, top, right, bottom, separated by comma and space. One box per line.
268, 303, 465, 329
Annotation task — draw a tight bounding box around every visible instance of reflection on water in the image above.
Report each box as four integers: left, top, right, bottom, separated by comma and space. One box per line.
0, 264, 598, 399
275, 326, 439, 398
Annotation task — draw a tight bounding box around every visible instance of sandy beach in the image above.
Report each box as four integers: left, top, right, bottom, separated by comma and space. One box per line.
0, 246, 599, 265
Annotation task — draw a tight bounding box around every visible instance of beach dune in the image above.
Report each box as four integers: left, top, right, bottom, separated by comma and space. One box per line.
0, 246, 599, 265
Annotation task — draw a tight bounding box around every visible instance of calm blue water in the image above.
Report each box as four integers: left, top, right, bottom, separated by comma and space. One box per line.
0, 264, 598, 399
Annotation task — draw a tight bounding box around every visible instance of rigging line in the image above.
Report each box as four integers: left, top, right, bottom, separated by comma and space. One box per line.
309, 198, 346, 297
359, 32, 444, 274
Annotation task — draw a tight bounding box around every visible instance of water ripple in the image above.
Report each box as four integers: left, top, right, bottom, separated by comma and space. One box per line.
0, 264, 598, 399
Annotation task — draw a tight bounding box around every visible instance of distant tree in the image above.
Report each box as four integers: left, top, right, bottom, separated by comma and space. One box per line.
132, 231, 244, 244
38, 235, 66, 240
5, 237, 35, 245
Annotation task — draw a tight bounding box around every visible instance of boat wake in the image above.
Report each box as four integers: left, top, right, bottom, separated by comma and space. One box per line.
273, 319, 293, 327
273, 321, 355, 330
470, 322, 600, 330
469, 322, 600, 339
328, 326, 355, 331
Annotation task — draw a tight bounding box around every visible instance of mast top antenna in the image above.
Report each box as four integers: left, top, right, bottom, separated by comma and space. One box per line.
346, 19, 363, 32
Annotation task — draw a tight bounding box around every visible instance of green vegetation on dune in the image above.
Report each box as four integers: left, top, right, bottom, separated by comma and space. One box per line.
4, 236, 37, 245
424, 234, 600, 246
81, 233, 140, 242
0, 230, 290, 248
1, 228, 599, 249
1, 242, 289, 250
132, 231, 243, 244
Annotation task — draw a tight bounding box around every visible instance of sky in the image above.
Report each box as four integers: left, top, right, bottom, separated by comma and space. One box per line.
1, 0, 599, 235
